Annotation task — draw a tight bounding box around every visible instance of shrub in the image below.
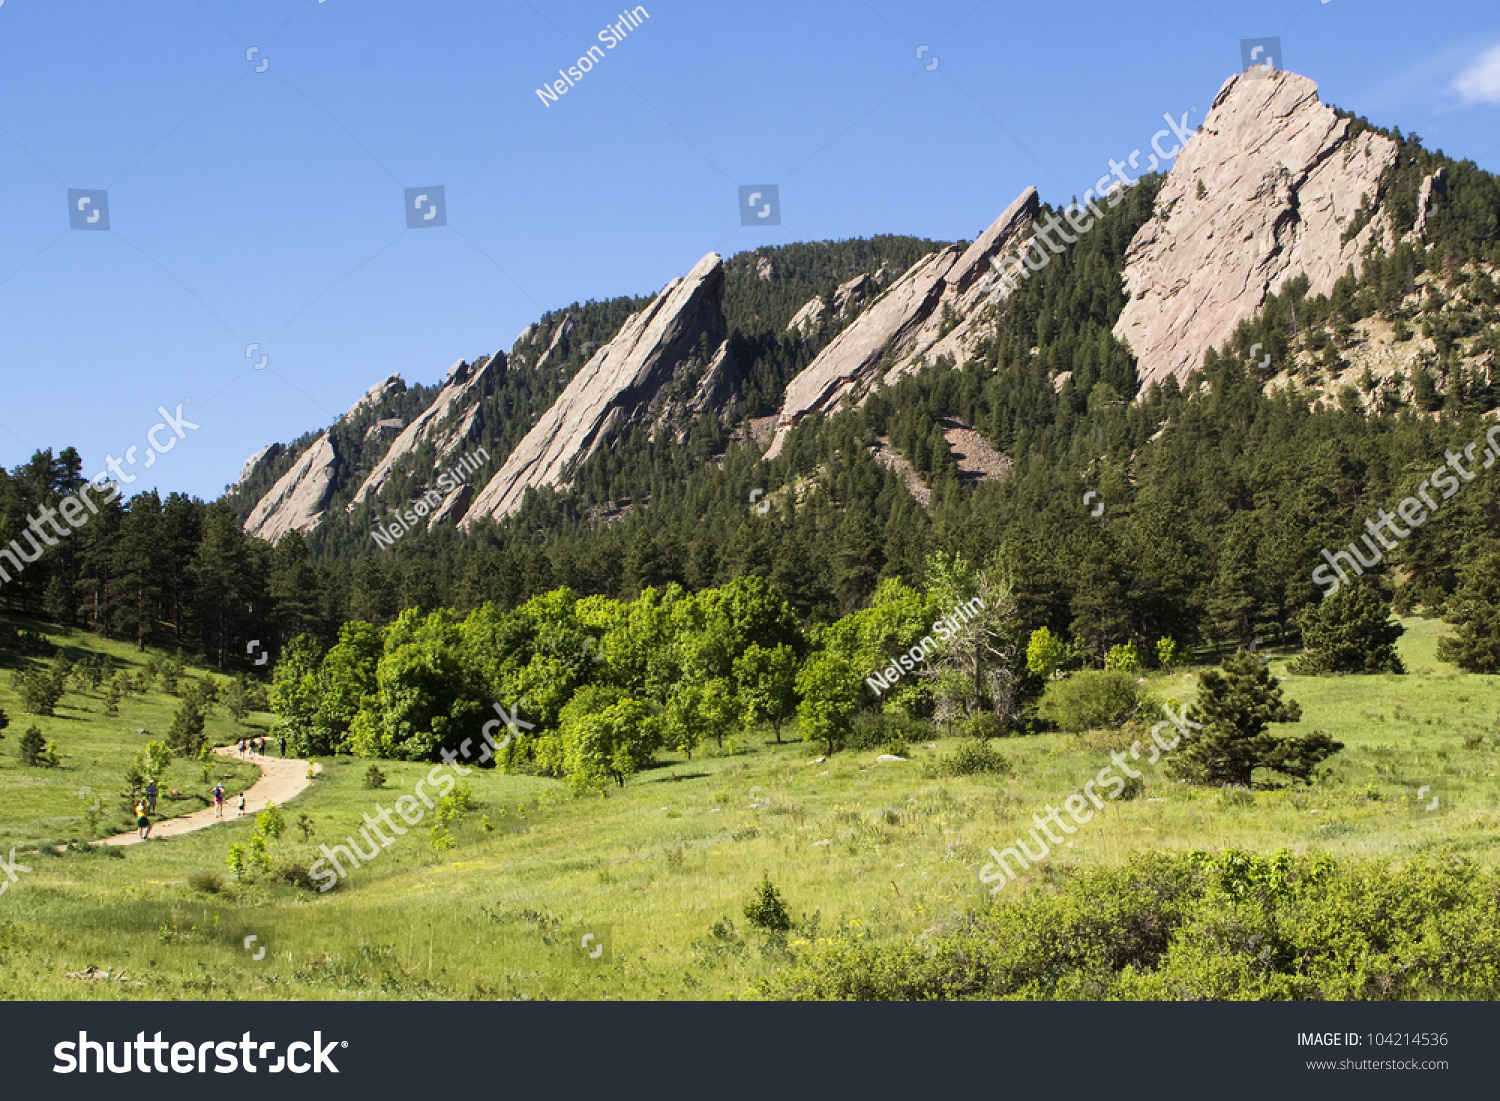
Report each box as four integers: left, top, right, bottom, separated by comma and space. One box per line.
271, 860, 315, 890
759, 849, 1500, 1002
256, 801, 286, 842
1156, 638, 1179, 670
744, 874, 792, 932
964, 712, 1003, 741
363, 765, 387, 789
188, 869, 226, 894
924, 740, 1011, 778
1037, 671, 1150, 733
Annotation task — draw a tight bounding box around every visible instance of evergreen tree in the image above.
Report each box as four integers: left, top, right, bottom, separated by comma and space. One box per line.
1437, 551, 1500, 673
1292, 585, 1405, 674
1169, 651, 1338, 786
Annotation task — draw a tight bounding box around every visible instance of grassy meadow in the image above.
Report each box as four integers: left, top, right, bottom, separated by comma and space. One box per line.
1, 613, 1498, 1000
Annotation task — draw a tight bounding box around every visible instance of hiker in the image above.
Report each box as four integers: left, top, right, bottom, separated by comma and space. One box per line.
145, 779, 158, 814
278, 734, 286, 757
213, 783, 225, 819
257, 736, 266, 756
237, 738, 245, 758
136, 802, 152, 840
237, 792, 246, 817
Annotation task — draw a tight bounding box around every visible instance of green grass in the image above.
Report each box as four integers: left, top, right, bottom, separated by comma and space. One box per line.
2, 613, 1499, 1000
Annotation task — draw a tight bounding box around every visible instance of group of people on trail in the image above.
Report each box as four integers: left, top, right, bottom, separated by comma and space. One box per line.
234, 734, 286, 758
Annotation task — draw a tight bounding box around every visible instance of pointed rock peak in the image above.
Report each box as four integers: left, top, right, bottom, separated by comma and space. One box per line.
345, 374, 404, 420
762, 189, 1036, 459
462, 252, 729, 525
243, 433, 339, 543
347, 351, 504, 510
1113, 68, 1398, 391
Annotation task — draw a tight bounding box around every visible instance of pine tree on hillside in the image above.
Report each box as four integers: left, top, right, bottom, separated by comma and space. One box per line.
1169, 651, 1340, 786
1437, 551, 1500, 673
1291, 585, 1405, 674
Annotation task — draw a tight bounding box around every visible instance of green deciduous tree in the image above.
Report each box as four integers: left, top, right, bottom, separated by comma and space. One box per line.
734, 642, 799, 742
795, 652, 862, 756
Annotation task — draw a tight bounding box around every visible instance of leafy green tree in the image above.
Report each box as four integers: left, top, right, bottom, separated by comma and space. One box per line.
140, 740, 173, 782
311, 620, 381, 753
1103, 642, 1141, 672
734, 642, 799, 742
1026, 627, 1066, 678
1292, 586, 1405, 674
555, 687, 660, 790
795, 652, 862, 756
1169, 651, 1338, 786
1437, 552, 1500, 673
349, 609, 486, 761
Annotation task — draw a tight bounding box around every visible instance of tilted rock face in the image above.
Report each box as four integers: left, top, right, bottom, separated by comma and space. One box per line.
462, 252, 731, 524
762, 188, 1037, 459
1113, 70, 1398, 390
347, 354, 502, 510
243, 433, 339, 542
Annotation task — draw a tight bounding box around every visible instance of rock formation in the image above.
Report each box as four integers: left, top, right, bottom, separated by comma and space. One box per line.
242, 433, 339, 543
762, 188, 1038, 459
462, 252, 732, 524
347, 354, 502, 510
1112, 69, 1398, 390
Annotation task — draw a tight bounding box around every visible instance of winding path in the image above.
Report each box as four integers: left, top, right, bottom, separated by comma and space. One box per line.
101, 746, 320, 848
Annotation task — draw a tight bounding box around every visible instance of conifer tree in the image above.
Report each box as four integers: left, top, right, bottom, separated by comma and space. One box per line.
1169, 651, 1338, 786
1292, 585, 1405, 674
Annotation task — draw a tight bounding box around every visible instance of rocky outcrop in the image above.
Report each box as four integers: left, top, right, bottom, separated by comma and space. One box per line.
347, 354, 502, 510
1414, 168, 1446, 242
228, 443, 280, 496
762, 188, 1038, 458
1112, 70, 1398, 391
786, 273, 877, 335
462, 252, 731, 524
243, 434, 339, 542
347, 374, 404, 420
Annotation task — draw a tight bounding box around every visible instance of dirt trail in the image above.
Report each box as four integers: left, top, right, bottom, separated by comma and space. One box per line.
102, 746, 320, 848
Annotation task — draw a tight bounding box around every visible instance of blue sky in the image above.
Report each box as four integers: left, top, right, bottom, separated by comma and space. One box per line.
0, 0, 1496, 500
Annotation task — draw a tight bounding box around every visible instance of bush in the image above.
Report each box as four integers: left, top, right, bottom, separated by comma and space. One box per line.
188, 869, 226, 894
924, 740, 1011, 778
758, 850, 1500, 1001
271, 860, 316, 890
1037, 671, 1150, 733
744, 874, 792, 932
846, 712, 922, 751
363, 764, 387, 789
964, 712, 1003, 741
